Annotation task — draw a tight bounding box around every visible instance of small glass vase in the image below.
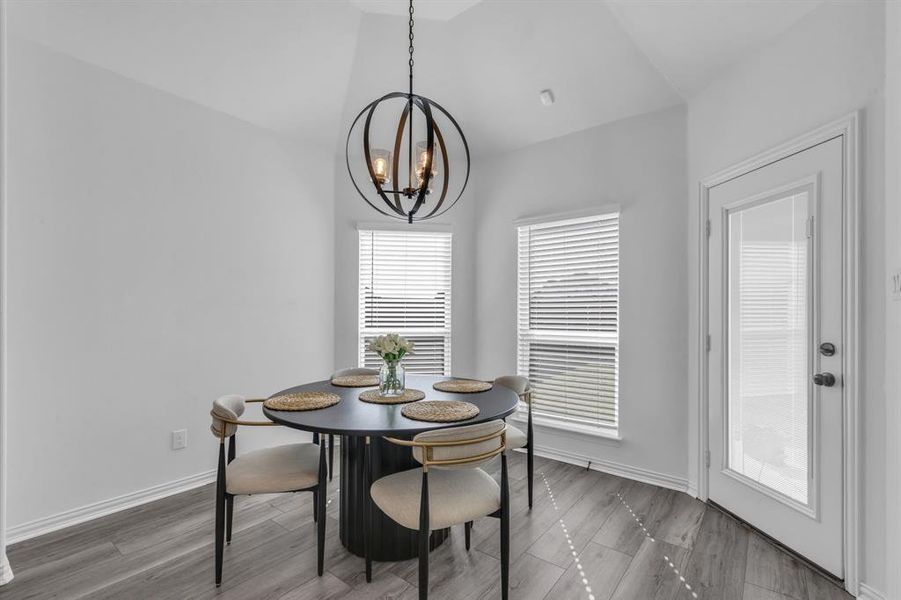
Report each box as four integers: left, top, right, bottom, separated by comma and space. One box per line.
379, 360, 405, 397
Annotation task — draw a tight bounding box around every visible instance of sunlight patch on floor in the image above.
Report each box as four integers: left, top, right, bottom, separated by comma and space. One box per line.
614, 490, 697, 598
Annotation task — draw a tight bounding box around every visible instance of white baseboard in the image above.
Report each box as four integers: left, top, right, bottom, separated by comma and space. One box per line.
858, 583, 886, 600
7, 469, 215, 545
6, 436, 338, 546
526, 444, 690, 493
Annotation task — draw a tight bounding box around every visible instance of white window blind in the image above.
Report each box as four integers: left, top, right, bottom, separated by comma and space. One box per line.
517, 213, 619, 429
359, 229, 452, 375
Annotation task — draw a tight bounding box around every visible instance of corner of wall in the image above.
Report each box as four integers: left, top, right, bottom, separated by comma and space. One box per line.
0, 0, 11, 585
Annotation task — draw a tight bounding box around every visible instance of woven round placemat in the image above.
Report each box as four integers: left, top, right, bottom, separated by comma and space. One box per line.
432, 379, 493, 394
331, 374, 379, 387
264, 391, 340, 411
359, 388, 425, 405
401, 400, 480, 423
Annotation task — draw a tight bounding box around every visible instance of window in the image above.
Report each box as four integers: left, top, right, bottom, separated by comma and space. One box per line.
517, 213, 619, 431
359, 228, 452, 374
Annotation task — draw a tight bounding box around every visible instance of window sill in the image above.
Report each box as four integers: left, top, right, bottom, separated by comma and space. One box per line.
509, 409, 622, 443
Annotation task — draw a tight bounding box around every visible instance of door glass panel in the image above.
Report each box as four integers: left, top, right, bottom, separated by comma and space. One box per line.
727, 191, 810, 505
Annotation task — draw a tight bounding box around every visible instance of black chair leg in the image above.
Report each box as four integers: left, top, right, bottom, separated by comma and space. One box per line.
364, 438, 372, 582
419, 472, 430, 600
214, 446, 226, 586
317, 444, 327, 576
328, 434, 335, 481
527, 406, 534, 510
500, 455, 510, 600
225, 495, 234, 544
465, 521, 472, 551
313, 490, 319, 523
527, 442, 534, 510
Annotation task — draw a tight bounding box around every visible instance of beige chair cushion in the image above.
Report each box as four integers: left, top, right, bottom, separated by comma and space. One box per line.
505, 424, 528, 450
210, 394, 246, 439
371, 468, 500, 530
226, 443, 320, 495
411, 420, 505, 470
332, 367, 379, 378
494, 376, 532, 404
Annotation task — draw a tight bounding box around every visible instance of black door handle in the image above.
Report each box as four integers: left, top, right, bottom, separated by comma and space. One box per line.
813, 372, 836, 387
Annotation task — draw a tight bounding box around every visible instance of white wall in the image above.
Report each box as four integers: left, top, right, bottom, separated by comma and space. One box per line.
332, 157, 478, 377
472, 106, 689, 487
685, 1, 886, 592
884, 2, 901, 599
5, 37, 336, 532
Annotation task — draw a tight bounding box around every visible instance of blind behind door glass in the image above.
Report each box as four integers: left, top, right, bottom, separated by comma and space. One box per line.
726, 191, 810, 505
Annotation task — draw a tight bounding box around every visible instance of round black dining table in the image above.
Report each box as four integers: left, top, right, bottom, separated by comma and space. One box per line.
263, 374, 519, 561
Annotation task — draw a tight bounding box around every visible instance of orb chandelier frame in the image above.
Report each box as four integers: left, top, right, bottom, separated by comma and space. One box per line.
346, 0, 470, 223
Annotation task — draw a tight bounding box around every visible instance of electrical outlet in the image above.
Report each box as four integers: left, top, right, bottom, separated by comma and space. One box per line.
171, 429, 188, 450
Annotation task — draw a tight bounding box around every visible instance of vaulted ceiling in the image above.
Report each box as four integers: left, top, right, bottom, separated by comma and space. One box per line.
606, 0, 822, 97
8, 0, 824, 156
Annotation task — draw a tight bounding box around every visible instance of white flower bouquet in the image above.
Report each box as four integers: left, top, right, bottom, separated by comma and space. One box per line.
367, 333, 414, 363
368, 334, 413, 396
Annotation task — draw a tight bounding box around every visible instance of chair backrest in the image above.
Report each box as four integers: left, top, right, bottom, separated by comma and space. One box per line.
332, 367, 379, 378
412, 420, 506, 470
210, 394, 246, 439
494, 375, 532, 404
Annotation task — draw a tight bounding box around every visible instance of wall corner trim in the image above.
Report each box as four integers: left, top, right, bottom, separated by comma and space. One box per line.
0, 0, 11, 585
7, 469, 215, 545
0, 553, 11, 586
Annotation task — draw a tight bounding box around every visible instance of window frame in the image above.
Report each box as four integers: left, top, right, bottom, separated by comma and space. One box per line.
515, 210, 621, 438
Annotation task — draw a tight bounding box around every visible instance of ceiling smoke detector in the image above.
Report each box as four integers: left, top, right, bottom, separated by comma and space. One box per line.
539, 89, 555, 106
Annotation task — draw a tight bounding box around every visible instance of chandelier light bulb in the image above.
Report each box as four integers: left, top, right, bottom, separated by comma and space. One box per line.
371, 149, 391, 185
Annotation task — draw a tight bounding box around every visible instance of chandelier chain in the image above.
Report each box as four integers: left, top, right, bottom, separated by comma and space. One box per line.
408, 0, 414, 94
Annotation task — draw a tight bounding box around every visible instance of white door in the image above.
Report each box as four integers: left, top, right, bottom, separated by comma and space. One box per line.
707, 137, 844, 577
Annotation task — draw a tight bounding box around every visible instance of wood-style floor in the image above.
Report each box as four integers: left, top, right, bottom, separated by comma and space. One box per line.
0, 453, 850, 600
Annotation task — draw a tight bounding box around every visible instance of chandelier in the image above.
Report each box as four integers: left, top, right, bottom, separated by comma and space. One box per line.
346, 0, 470, 223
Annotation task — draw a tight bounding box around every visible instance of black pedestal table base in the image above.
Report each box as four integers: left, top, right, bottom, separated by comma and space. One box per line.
339, 435, 448, 560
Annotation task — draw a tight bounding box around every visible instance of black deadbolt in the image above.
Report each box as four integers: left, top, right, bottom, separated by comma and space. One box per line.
819, 342, 836, 357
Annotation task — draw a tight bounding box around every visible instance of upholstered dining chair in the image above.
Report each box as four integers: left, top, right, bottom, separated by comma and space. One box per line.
494, 376, 534, 508
366, 420, 510, 600
210, 395, 327, 586
330, 367, 379, 481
